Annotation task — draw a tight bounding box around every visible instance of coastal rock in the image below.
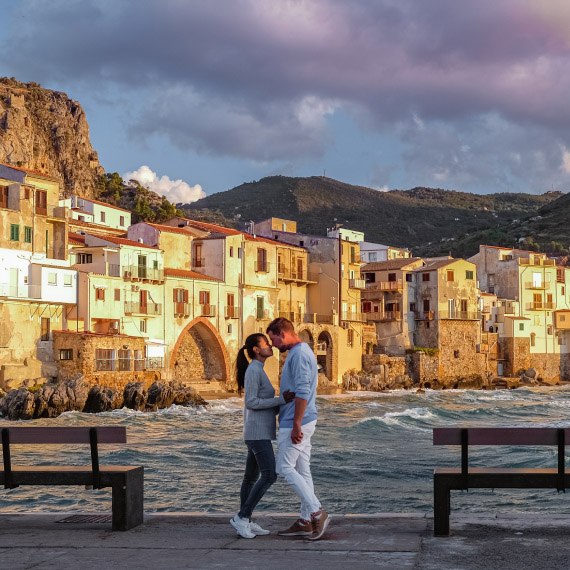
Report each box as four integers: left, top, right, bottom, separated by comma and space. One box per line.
33, 376, 89, 418
83, 386, 122, 413
171, 383, 208, 407
0, 388, 35, 420
146, 382, 175, 411
123, 382, 147, 411
526, 368, 537, 379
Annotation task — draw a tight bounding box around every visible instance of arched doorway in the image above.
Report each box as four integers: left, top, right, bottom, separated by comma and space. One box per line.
316, 331, 333, 381
170, 318, 230, 390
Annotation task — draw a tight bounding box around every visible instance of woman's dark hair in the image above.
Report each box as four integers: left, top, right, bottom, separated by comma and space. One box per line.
236, 333, 268, 395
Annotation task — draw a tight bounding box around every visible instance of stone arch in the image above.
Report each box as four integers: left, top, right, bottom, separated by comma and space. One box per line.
298, 328, 315, 351
316, 330, 334, 381
169, 317, 230, 388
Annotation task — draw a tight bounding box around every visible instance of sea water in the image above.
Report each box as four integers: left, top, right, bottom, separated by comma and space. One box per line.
3, 387, 570, 515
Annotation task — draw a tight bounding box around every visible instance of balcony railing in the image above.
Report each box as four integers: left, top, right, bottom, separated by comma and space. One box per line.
439, 310, 481, 320
277, 265, 317, 283
225, 306, 239, 318
363, 311, 401, 322
349, 278, 367, 290
124, 302, 162, 315
123, 266, 164, 281
366, 280, 403, 291
303, 313, 335, 324
341, 311, 365, 322
525, 281, 551, 290
414, 310, 435, 320
108, 263, 121, 277
174, 302, 190, 317
278, 311, 302, 322
200, 304, 216, 317
518, 258, 556, 267
255, 261, 271, 273
526, 301, 556, 311
192, 257, 205, 268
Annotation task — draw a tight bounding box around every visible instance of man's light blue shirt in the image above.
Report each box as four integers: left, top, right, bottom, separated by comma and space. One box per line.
279, 342, 318, 428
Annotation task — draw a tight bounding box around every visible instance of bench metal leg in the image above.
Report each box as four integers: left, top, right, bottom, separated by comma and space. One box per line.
112, 468, 144, 531
434, 476, 450, 536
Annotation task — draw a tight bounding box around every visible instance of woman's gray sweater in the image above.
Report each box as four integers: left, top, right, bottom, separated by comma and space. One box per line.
243, 360, 285, 441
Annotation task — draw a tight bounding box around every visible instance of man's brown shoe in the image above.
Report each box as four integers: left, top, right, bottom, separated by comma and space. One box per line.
308, 509, 330, 541
277, 518, 313, 537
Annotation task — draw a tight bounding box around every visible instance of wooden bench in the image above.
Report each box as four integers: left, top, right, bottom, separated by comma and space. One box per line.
433, 427, 569, 536
1, 426, 143, 531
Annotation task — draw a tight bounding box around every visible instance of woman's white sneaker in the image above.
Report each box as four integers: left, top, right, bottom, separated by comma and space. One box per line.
249, 521, 270, 535
230, 515, 256, 539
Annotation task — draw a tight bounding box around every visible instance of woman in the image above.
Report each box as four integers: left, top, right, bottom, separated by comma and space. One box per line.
230, 333, 294, 539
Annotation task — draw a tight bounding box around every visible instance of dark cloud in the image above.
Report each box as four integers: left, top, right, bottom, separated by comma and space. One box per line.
4, 0, 570, 190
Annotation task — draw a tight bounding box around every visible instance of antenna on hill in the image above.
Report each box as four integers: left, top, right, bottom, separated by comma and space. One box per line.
323, 169, 326, 178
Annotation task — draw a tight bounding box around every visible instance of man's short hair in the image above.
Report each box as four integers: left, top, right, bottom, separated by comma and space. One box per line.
266, 317, 295, 336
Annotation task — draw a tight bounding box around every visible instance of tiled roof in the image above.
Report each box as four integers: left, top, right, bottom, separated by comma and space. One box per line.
87, 234, 159, 250
74, 195, 131, 212
0, 162, 60, 181
164, 268, 221, 282
68, 232, 86, 245
362, 257, 423, 271
145, 222, 201, 237
182, 219, 242, 236
68, 218, 125, 235
245, 233, 305, 249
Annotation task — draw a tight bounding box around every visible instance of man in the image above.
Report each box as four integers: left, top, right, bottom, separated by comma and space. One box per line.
266, 317, 330, 541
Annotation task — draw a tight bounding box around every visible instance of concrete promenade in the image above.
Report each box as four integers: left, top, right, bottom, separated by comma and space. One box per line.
1, 511, 570, 569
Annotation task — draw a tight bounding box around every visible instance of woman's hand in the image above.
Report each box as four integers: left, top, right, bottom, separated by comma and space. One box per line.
282, 390, 296, 403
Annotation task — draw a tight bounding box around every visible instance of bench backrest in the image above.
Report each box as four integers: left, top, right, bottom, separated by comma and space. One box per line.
434, 427, 570, 446
0, 426, 127, 445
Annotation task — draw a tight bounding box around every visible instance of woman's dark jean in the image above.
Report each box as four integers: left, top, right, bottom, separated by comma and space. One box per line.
238, 439, 277, 519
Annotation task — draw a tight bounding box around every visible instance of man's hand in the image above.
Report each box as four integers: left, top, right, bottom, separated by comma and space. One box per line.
282, 390, 296, 403
291, 423, 303, 444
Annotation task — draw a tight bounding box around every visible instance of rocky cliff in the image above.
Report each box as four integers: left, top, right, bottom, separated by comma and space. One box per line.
0, 77, 104, 196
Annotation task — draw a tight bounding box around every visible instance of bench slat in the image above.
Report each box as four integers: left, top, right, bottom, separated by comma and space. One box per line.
433, 427, 570, 446
0, 426, 127, 444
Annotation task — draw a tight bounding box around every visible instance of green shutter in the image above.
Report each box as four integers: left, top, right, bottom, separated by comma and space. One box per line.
10, 224, 19, 241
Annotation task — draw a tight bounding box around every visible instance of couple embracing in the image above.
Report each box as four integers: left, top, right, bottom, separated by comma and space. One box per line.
230, 317, 330, 541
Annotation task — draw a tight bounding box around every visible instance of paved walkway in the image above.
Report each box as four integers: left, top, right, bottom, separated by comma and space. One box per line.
1, 511, 570, 569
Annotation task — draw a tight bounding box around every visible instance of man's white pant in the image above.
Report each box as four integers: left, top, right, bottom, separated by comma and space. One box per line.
276, 419, 321, 520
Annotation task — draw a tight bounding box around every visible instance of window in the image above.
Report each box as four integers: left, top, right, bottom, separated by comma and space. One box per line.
454, 350, 460, 358
563, 286, 566, 295
95, 287, 105, 300
547, 325, 553, 335
465, 270, 474, 280
388, 273, 396, 282
369, 252, 377, 262
229, 246, 234, 257
24, 226, 32, 243
140, 319, 147, 333
118, 349, 131, 371
256, 248, 268, 272
100, 211, 106, 223
59, 348, 73, 360
10, 224, 19, 241
134, 350, 144, 371
0, 186, 8, 208
227, 292, 236, 318
78, 253, 92, 264
422, 273, 430, 282
95, 348, 116, 371
410, 302, 416, 312
364, 272, 375, 284
120, 215, 125, 226
193, 243, 204, 267
227, 323, 233, 334
47, 273, 57, 285
447, 270, 454, 282
40, 318, 50, 341
114, 288, 121, 301
256, 296, 265, 320
199, 290, 210, 305
530, 333, 536, 347
406, 273, 412, 282
347, 328, 354, 347
238, 247, 242, 258
423, 299, 430, 312
63, 275, 72, 287
35, 190, 47, 215
519, 323, 525, 332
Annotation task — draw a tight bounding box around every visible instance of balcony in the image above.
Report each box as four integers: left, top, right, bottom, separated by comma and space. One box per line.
192, 257, 205, 268
525, 281, 551, 290
366, 280, 403, 292
200, 304, 216, 317
123, 265, 164, 282
225, 306, 239, 319
349, 278, 367, 290
341, 311, 365, 322
277, 265, 318, 283
439, 310, 481, 320
526, 301, 555, 311
364, 311, 401, 322
255, 260, 271, 273
174, 302, 190, 317
107, 263, 121, 277
278, 311, 302, 322
124, 302, 162, 315
349, 254, 364, 265
303, 313, 335, 325
518, 258, 556, 267
414, 310, 435, 321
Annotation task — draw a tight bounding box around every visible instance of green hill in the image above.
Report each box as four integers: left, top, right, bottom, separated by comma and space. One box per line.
182, 176, 561, 255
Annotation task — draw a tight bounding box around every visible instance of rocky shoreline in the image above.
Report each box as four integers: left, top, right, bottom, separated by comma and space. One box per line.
0, 377, 207, 421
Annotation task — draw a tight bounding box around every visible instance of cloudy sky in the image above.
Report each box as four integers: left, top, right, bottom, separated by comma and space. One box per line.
2, 0, 570, 202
